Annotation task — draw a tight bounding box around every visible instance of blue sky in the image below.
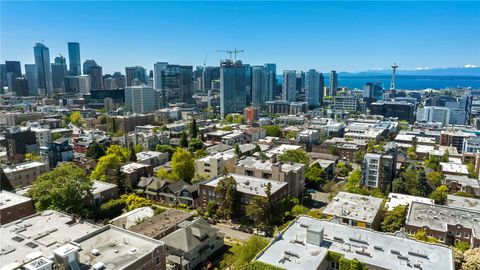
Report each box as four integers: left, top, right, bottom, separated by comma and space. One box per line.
1, 1, 479, 74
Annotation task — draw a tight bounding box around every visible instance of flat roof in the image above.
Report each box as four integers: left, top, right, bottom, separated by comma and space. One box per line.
3, 161, 47, 174
255, 216, 454, 270
0, 190, 31, 210
129, 209, 193, 239
76, 225, 164, 270
92, 180, 117, 195
386, 193, 434, 211
266, 144, 301, 156
440, 162, 469, 175
406, 202, 480, 238
447, 195, 480, 211
323, 192, 383, 223
236, 156, 304, 172
203, 173, 288, 197
0, 210, 99, 268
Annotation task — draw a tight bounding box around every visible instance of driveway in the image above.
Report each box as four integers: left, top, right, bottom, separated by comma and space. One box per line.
213, 223, 253, 242
309, 191, 330, 210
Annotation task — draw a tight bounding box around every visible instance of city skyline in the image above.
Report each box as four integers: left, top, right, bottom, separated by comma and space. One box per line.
1, 1, 479, 74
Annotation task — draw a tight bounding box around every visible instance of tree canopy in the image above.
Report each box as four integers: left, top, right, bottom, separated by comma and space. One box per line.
171, 147, 195, 181
187, 138, 204, 152
262, 125, 282, 137
429, 185, 449, 205
279, 149, 309, 164
220, 236, 269, 269
215, 176, 239, 219
381, 205, 407, 233
69, 111, 84, 126
305, 163, 327, 186
28, 163, 93, 215
86, 142, 105, 160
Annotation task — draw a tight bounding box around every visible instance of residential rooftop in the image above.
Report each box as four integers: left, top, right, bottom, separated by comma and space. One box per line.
439, 162, 469, 175
266, 144, 302, 156
236, 156, 304, 172
0, 210, 99, 268
129, 209, 193, 239
386, 193, 434, 211
406, 202, 480, 237
0, 190, 31, 210
447, 195, 480, 211
255, 216, 454, 270
75, 225, 164, 270
203, 173, 288, 197
3, 161, 47, 174
323, 192, 383, 223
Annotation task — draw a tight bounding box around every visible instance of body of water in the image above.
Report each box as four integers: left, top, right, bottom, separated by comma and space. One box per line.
277, 75, 480, 90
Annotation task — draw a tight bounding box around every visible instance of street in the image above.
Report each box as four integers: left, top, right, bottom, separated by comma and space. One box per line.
213, 223, 253, 242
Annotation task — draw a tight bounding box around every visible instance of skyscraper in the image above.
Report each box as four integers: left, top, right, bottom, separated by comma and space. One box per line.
125, 66, 147, 86
159, 64, 193, 106
363, 82, 383, 101
25, 64, 38, 96
264, 63, 276, 101
202, 66, 220, 91
5, 61, 22, 91
83, 60, 98, 76
220, 60, 246, 116
89, 66, 104, 90
68, 42, 81, 76
112, 72, 126, 88
125, 85, 158, 113
282, 70, 296, 102
33, 42, 53, 94
51, 55, 67, 92
305, 69, 322, 108
153, 62, 168, 90
245, 64, 252, 105
0, 64, 7, 90
329, 70, 338, 96
251, 66, 268, 110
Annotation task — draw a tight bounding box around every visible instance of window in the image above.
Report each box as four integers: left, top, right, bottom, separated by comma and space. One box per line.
155, 257, 160, 264
464, 232, 470, 238
456, 231, 461, 237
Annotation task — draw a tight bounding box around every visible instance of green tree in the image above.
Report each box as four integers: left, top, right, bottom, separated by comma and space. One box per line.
254, 144, 261, 153
28, 163, 93, 215
120, 193, 152, 211
381, 205, 407, 232
429, 185, 449, 204
328, 145, 339, 156
225, 114, 234, 124
285, 131, 298, 140
455, 241, 471, 252
262, 125, 282, 137
336, 162, 353, 177
463, 247, 480, 270
406, 146, 417, 160
425, 154, 441, 171
220, 236, 269, 269
106, 145, 130, 163
291, 205, 309, 216
233, 114, 244, 124
467, 161, 478, 179
234, 144, 241, 157
246, 197, 271, 230
194, 149, 208, 159
413, 229, 439, 243
86, 142, 105, 160
171, 147, 195, 181
345, 169, 367, 194
305, 163, 326, 186
353, 150, 365, 164
180, 132, 189, 148
189, 119, 198, 138
156, 144, 175, 159
426, 171, 444, 187
133, 144, 144, 154
215, 176, 239, 219
279, 149, 309, 164
69, 111, 84, 126
155, 168, 179, 181
24, 153, 42, 161
187, 138, 203, 152
90, 154, 122, 182
96, 198, 126, 220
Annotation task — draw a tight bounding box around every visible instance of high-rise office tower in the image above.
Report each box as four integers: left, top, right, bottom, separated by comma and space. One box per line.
68, 42, 81, 76
33, 42, 53, 94
251, 66, 268, 110
318, 73, 324, 106
0, 64, 7, 90
245, 64, 252, 105
103, 75, 116, 90
264, 63, 276, 101
112, 72, 126, 88
13, 77, 29, 96
25, 64, 38, 96
125, 85, 158, 113
329, 70, 338, 96
5, 61, 22, 91
153, 62, 168, 90
305, 69, 322, 108
90, 66, 104, 90
125, 66, 147, 86
363, 82, 384, 101
83, 60, 98, 76
296, 71, 305, 95
78, 75, 91, 94
202, 66, 220, 91
51, 55, 67, 92
160, 64, 193, 106
282, 70, 297, 102
220, 59, 246, 116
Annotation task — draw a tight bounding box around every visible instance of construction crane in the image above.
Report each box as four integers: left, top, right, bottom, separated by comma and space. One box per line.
203, 54, 208, 68
216, 48, 245, 62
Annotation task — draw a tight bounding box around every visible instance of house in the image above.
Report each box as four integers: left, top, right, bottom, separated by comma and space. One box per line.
84, 180, 119, 207
120, 162, 154, 187
136, 151, 169, 167
144, 178, 169, 201
161, 217, 224, 270
199, 173, 289, 210
322, 192, 383, 230
159, 180, 199, 207
129, 209, 194, 240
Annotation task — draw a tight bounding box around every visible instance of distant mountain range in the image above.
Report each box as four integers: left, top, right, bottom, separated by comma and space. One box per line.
337, 66, 480, 77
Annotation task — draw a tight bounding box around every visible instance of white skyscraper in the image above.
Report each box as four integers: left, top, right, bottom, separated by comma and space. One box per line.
125, 85, 158, 113
416, 106, 451, 127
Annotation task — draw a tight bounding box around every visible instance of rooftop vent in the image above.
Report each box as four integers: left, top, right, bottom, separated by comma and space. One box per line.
91, 249, 100, 256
